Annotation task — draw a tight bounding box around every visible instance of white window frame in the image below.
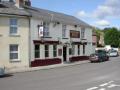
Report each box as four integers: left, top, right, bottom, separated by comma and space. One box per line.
9, 44, 20, 62
10, 18, 18, 35
62, 24, 67, 38
43, 22, 49, 37
81, 27, 85, 39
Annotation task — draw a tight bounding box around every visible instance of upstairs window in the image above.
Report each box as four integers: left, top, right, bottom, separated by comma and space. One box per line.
81, 27, 85, 39
43, 22, 49, 37
10, 18, 18, 35
62, 24, 67, 38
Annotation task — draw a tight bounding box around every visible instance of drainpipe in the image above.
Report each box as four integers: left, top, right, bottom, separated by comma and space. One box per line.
28, 16, 31, 67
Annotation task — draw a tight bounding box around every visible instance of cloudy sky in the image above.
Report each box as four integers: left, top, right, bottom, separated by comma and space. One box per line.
31, 0, 120, 29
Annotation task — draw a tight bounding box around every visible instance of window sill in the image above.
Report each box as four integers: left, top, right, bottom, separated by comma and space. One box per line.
62, 38, 69, 39
43, 37, 52, 38
9, 35, 21, 37
10, 59, 21, 63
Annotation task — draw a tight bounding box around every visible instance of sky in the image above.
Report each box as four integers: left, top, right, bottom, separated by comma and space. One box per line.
31, 0, 120, 29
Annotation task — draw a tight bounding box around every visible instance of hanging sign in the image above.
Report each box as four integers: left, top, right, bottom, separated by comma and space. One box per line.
38, 25, 44, 37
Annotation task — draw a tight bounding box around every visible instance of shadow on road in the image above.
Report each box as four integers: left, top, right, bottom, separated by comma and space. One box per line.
0, 74, 13, 78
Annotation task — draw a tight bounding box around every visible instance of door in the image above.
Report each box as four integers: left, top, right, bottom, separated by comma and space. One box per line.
63, 46, 67, 62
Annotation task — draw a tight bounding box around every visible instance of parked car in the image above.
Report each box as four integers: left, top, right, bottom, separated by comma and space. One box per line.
108, 50, 119, 57
89, 50, 109, 63
0, 67, 5, 77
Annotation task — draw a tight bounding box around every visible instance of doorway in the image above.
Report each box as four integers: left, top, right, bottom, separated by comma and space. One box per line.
63, 46, 67, 62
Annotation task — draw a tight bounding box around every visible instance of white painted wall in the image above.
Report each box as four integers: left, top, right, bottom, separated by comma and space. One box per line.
30, 18, 94, 62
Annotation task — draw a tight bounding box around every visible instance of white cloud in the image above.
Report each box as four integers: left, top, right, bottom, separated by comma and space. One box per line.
77, 10, 87, 17
93, 0, 120, 19
96, 20, 110, 26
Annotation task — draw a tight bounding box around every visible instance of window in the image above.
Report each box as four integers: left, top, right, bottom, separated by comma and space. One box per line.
83, 45, 85, 55
69, 48, 72, 55
35, 45, 40, 58
43, 22, 49, 37
81, 27, 85, 39
10, 44, 19, 61
45, 45, 49, 57
10, 18, 18, 35
62, 24, 66, 38
72, 45, 75, 55
53, 45, 57, 57
78, 45, 80, 55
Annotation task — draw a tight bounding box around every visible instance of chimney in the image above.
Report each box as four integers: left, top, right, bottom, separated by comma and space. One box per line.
24, 0, 31, 6
15, 0, 24, 8
15, 0, 31, 8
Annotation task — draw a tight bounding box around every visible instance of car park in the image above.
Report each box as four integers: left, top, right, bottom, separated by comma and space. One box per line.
89, 50, 109, 63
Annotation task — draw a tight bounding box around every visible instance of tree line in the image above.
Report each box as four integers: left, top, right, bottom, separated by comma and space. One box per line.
94, 27, 120, 48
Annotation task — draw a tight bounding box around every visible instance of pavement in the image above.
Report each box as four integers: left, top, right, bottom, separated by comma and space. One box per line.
5, 60, 89, 74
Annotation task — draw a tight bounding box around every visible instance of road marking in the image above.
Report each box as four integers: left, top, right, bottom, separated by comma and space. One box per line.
98, 88, 106, 90
86, 87, 98, 90
108, 84, 120, 88
99, 81, 114, 87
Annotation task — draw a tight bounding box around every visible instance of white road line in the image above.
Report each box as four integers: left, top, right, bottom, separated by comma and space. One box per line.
86, 87, 98, 90
98, 88, 106, 90
108, 84, 120, 88
99, 81, 114, 87
99, 83, 109, 87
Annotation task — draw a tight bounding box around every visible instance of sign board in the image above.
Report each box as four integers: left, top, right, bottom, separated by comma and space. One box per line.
38, 26, 44, 37
70, 30, 80, 38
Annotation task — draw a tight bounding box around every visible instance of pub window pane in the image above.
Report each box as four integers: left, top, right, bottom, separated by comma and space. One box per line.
45, 45, 49, 57
35, 45, 40, 58
53, 45, 57, 57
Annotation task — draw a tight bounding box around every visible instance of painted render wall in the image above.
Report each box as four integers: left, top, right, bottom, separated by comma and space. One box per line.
30, 18, 94, 63
0, 16, 30, 69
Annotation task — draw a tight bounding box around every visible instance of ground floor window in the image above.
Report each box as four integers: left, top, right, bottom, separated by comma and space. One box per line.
45, 45, 49, 57
35, 45, 40, 58
83, 45, 85, 55
78, 45, 80, 55
9, 44, 19, 61
69, 48, 72, 55
72, 45, 75, 55
53, 45, 57, 57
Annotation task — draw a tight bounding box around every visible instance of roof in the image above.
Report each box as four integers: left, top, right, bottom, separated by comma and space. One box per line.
0, 1, 92, 28
0, 2, 30, 16
24, 6, 92, 27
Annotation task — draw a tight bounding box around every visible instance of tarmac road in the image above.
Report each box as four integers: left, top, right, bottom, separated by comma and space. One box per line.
0, 56, 120, 90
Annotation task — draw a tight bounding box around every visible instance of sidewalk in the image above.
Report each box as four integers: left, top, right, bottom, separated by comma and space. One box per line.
5, 60, 89, 74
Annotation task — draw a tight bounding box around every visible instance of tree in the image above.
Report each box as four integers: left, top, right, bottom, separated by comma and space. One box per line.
104, 27, 120, 47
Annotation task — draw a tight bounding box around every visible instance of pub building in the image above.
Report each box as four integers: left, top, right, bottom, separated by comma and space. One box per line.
28, 8, 94, 67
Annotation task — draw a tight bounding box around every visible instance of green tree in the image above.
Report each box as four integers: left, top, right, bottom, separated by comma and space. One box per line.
104, 27, 120, 47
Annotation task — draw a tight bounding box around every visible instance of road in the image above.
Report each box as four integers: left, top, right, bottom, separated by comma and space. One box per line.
0, 56, 120, 90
